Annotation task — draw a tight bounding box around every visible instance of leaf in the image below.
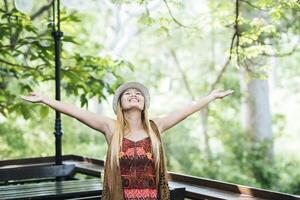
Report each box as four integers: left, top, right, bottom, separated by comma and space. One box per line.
0, 108, 8, 117
20, 105, 31, 119
80, 94, 88, 108
63, 70, 81, 81
62, 35, 79, 44
138, 13, 155, 26
39, 106, 49, 118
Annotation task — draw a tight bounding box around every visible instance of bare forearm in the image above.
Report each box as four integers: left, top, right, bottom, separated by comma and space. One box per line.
157, 95, 215, 132
42, 97, 84, 120
41, 97, 114, 135
173, 94, 215, 121
19, 92, 114, 134
155, 89, 233, 132
189, 95, 215, 115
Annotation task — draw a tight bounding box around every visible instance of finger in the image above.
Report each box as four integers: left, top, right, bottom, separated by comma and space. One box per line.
19, 96, 29, 101
225, 92, 233, 97
19, 95, 28, 99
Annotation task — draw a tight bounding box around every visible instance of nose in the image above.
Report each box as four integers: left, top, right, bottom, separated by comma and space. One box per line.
129, 93, 137, 99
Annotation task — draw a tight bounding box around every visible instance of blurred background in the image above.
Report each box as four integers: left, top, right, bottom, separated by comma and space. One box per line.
0, 0, 299, 195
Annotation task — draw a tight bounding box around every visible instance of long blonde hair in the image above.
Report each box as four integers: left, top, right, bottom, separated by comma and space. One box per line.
108, 98, 161, 189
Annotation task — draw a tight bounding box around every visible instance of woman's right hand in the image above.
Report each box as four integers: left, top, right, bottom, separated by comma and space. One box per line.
19, 92, 47, 103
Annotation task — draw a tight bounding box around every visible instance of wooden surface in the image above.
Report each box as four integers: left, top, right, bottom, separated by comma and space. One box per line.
0, 179, 102, 200
0, 155, 299, 200
168, 172, 300, 200
0, 164, 75, 182
0, 178, 185, 200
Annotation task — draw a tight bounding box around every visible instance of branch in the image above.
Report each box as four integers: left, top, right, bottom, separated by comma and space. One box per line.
170, 49, 195, 100
235, 0, 240, 65
162, 0, 195, 29
240, 0, 269, 11
10, 1, 53, 47
3, 0, 8, 12
210, 56, 232, 91
0, 58, 36, 70
30, 0, 53, 20
204, 1, 240, 163
210, 0, 240, 90
3, 0, 14, 46
170, 49, 213, 163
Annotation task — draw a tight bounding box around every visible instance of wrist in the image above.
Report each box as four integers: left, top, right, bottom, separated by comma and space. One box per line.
207, 94, 216, 101
41, 96, 50, 104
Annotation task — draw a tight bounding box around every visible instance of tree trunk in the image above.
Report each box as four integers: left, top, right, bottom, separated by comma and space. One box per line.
240, 67, 273, 156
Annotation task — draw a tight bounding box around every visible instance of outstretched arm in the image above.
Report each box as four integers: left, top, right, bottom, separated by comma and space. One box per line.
19, 92, 115, 138
152, 89, 234, 133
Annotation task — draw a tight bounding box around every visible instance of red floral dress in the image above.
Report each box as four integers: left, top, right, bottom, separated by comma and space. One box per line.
119, 136, 158, 200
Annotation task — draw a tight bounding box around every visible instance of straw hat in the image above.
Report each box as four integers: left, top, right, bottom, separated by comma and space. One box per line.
112, 81, 150, 114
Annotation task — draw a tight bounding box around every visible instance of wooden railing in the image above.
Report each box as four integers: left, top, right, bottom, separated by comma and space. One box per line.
0, 155, 299, 200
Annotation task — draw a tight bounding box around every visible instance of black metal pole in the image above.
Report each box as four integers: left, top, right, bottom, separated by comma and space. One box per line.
52, 0, 63, 169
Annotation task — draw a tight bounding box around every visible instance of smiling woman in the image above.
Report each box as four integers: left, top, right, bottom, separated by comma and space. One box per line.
120, 88, 145, 113
106, 81, 166, 200
19, 81, 233, 200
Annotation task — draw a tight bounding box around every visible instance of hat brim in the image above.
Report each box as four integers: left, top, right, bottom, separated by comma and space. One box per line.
112, 81, 150, 114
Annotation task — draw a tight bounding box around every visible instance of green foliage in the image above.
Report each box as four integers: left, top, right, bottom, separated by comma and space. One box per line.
164, 114, 300, 195
226, 0, 300, 80
0, 3, 131, 117
1, 0, 300, 196
0, 122, 28, 159
138, 12, 155, 26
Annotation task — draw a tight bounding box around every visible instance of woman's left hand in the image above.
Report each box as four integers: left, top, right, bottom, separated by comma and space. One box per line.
209, 89, 234, 100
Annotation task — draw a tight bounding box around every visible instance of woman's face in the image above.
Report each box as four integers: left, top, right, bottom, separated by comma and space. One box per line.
120, 88, 145, 112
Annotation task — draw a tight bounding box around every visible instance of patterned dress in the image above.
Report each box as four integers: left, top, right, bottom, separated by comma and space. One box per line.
119, 136, 158, 200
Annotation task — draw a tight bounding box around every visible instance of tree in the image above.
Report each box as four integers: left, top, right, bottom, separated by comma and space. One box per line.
0, 0, 133, 119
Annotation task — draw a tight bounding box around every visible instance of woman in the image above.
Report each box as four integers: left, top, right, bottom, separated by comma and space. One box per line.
20, 81, 233, 200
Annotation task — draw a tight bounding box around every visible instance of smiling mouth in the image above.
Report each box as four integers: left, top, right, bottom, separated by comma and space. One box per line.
129, 98, 139, 102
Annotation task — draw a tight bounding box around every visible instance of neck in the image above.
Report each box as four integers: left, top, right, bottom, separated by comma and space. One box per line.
123, 109, 144, 133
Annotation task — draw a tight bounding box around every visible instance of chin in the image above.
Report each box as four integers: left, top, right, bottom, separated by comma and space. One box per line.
124, 106, 143, 112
